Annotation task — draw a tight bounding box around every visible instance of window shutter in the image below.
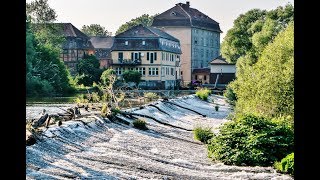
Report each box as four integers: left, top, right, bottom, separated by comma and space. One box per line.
131, 52, 134, 60
147, 52, 149, 60
154, 52, 157, 60
139, 52, 141, 60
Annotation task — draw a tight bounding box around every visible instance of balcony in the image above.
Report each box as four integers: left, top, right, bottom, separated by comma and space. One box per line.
113, 59, 142, 66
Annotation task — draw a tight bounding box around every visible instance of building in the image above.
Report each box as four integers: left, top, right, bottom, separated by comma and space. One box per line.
110, 24, 182, 89
192, 68, 210, 84
209, 56, 236, 88
90, 36, 114, 69
152, 1, 222, 85
55, 23, 95, 75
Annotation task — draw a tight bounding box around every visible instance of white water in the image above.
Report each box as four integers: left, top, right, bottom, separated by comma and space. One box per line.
26, 95, 293, 179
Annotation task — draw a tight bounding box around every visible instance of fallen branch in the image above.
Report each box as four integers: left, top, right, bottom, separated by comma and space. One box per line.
162, 101, 206, 117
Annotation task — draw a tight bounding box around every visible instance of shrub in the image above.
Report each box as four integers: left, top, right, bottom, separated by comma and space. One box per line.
196, 88, 211, 101
274, 152, 294, 175
193, 127, 214, 144
224, 84, 237, 106
144, 92, 158, 101
215, 105, 219, 111
207, 114, 294, 166
133, 119, 148, 130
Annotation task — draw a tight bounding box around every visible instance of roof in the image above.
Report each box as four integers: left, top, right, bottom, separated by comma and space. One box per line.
192, 68, 210, 74
52, 23, 90, 39
94, 49, 112, 59
210, 56, 235, 65
112, 24, 182, 54
116, 24, 179, 42
90, 36, 114, 49
152, 2, 222, 32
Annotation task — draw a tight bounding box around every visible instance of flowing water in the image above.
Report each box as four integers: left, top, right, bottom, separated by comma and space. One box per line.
26, 95, 293, 179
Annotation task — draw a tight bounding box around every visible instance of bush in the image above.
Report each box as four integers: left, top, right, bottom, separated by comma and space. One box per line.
274, 152, 294, 175
224, 85, 237, 106
207, 114, 294, 166
196, 88, 211, 101
144, 92, 158, 101
215, 105, 219, 111
133, 119, 148, 130
193, 127, 214, 144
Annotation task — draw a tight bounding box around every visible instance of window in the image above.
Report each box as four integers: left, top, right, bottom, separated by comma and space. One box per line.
161, 67, 165, 76
149, 67, 158, 76
194, 37, 198, 45
125, 41, 128, 45
166, 67, 169, 75
171, 68, 174, 76
142, 40, 145, 45
128, 67, 135, 71
211, 50, 214, 58
147, 52, 157, 63
206, 50, 209, 58
210, 39, 213, 47
116, 67, 123, 75
170, 11, 176, 16
201, 49, 204, 57
162, 52, 164, 60
204, 75, 207, 80
206, 39, 209, 46
201, 38, 204, 46
135, 67, 146, 75
195, 75, 198, 80
118, 52, 123, 60
181, 71, 183, 75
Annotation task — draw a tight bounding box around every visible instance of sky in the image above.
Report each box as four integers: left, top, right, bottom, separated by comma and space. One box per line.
26, 0, 294, 41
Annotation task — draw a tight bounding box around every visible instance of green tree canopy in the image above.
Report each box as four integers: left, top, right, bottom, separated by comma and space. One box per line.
76, 54, 104, 86
115, 14, 156, 35
231, 22, 294, 118
122, 70, 142, 86
221, 4, 293, 64
81, 24, 112, 36
26, 0, 56, 23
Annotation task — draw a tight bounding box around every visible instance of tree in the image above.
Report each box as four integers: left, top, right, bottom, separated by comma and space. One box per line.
26, 3, 75, 97
81, 24, 112, 36
231, 23, 294, 118
76, 54, 104, 86
26, 0, 56, 23
100, 69, 116, 86
116, 14, 156, 35
221, 4, 293, 64
122, 70, 142, 86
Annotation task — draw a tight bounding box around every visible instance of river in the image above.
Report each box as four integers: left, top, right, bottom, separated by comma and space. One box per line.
26, 95, 293, 179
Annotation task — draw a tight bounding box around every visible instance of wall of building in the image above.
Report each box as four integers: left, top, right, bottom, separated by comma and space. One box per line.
210, 65, 236, 73
191, 28, 220, 69
157, 27, 192, 85
111, 50, 180, 86
192, 73, 210, 84
209, 73, 235, 84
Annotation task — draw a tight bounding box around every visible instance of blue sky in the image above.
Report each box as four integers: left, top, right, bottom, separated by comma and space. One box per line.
26, 0, 294, 41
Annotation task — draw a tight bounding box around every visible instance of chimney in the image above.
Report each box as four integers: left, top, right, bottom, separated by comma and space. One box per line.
186, 1, 190, 7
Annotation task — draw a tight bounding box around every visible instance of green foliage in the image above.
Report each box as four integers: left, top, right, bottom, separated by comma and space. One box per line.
76, 54, 103, 86
274, 152, 294, 175
116, 14, 156, 35
133, 119, 148, 130
26, 0, 57, 23
207, 114, 294, 166
232, 23, 294, 119
122, 70, 142, 86
224, 84, 237, 106
100, 69, 116, 85
195, 88, 211, 101
26, 17, 75, 97
215, 105, 219, 111
143, 92, 158, 101
221, 4, 293, 64
81, 24, 112, 36
193, 127, 214, 144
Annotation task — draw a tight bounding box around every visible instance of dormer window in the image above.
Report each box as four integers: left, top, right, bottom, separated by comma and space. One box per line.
125, 41, 128, 45
142, 40, 145, 45
170, 11, 176, 16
